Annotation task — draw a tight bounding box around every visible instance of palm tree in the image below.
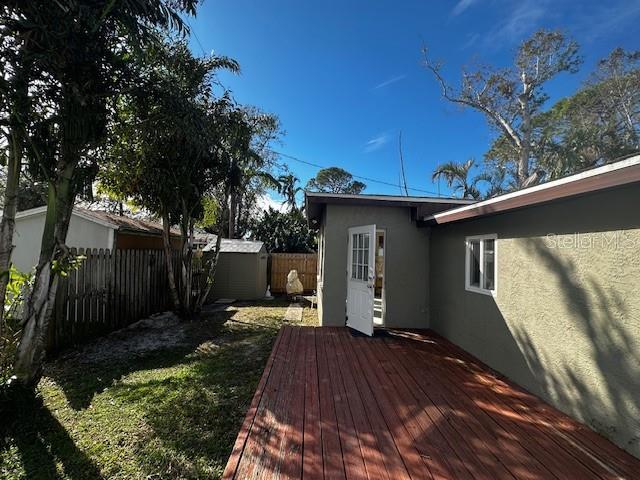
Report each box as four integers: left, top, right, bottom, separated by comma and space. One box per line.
278, 173, 302, 211
473, 167, 509, 199
432, 159, 482, 199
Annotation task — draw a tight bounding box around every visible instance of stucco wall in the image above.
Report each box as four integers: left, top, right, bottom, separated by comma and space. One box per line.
430, 183, 640, 458
319, 204, 430, 328
12, 212, 112, 272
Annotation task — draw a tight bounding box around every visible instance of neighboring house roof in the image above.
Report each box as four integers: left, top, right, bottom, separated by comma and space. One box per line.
14, 205, 182, 236
423, 154, 640, 226
305, 192, 475, 225
77, 208, 170, 235
202, 237, 265, 254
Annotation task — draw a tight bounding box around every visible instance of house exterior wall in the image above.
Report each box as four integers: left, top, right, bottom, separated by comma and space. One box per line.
12, 212, 112, 272
316, 209, 326, 324
429, 183, 640, 458
319, 204, 430, 328
115, 232, 181, 250
208, 250, 268, 300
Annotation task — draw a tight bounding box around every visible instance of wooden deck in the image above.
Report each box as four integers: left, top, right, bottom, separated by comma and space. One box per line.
223, 327, 640, 479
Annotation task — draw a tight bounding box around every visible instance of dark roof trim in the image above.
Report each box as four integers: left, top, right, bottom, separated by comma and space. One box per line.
304, 191, 475, 225
305, 191, 474, 206
424, 155, 640, 225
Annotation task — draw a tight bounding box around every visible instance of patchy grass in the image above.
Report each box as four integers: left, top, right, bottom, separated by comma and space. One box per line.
0, 299, 317, 480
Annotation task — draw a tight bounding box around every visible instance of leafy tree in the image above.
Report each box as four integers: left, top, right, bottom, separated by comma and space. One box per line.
249, 208, 316, 253
306, 167, 366, 194
486, 47, 640, 182
3, 0, 199, 388
100, 40, 240, 317
432, 159, 483, 199
424, 29, 581, 188
589, 48, 640, 148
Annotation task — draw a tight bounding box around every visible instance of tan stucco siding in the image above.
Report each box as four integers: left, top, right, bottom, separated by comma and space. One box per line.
319, 204, 430, 328
209, 252, 267, 300
430, 184, 640, 458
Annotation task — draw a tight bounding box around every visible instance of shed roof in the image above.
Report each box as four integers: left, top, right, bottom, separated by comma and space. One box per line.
423, 154, 640, 226
304, 192, 475, 225
203, 237, 265, 254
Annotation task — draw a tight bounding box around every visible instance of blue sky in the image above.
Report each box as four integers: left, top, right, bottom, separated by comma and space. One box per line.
187, 0, 640, 201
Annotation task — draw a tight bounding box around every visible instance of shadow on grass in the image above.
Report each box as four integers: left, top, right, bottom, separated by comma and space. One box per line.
2, 300, 297, 479
46, 310, 236, 410
1, 396, 103, 480
109, 330, 276, 477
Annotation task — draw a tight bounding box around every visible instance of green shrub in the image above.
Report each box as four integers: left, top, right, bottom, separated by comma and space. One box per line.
1, 266, 33, 386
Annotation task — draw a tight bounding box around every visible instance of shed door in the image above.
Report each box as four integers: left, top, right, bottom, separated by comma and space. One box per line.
346, 224, 375, 336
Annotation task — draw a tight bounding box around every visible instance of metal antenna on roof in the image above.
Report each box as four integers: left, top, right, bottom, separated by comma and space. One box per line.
398, 131, 409, 196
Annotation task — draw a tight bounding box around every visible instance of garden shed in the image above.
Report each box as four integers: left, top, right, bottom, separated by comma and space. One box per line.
203, 238, 268, 301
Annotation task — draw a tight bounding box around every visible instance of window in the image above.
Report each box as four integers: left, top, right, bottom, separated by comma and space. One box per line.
465, 235, 497, 295
351, 232, 370, 281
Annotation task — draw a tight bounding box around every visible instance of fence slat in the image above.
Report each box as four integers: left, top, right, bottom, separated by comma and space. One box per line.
46, 248, 184, 354
270, 253, 318, 293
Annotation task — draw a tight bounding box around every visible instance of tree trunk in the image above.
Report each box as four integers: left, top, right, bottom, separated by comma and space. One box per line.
518, 83, 532, 187
178, 209, 193, 317
228, 189, 237, 239
196, 233, 222, 311
0, 66, 28, 334
14, 161, 75, 388
161, 207, 181, 312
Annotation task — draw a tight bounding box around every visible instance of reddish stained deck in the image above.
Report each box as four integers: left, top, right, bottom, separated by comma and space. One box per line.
223, 327, 640, 479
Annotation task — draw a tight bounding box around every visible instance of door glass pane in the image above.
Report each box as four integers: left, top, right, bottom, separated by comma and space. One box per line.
362, 235, 369, 267
351, 234, 358, 279
470, 240, 481, 287
483, 239, 495, 290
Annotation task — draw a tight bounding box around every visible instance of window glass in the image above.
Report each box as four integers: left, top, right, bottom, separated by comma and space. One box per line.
484, 239, 495, 290
470, 240, 481, 287
351, 232, 372, 282
466, 236, 496, 294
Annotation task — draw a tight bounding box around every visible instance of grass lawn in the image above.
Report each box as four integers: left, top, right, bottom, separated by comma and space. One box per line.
0, 299, 317, 480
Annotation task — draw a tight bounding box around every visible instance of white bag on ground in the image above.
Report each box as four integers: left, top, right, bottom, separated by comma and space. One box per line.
286, 269, 304, 296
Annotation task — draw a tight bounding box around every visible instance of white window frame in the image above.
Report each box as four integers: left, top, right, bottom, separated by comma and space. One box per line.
465, 234, 498, 296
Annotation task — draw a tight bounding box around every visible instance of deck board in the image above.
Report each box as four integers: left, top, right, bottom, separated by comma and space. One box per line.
224, 327, 640, 479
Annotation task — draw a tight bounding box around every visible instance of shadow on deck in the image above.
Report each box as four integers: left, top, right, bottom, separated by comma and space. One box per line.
223, 326, 640, 479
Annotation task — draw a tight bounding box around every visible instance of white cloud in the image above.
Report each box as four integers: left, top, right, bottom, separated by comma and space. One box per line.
575, 0, 640, 42
478, 0, 549, 48
373, 74, 407, 90
451, 0, 479, 16
256, 193, 287, 213
364, 132, 391, 153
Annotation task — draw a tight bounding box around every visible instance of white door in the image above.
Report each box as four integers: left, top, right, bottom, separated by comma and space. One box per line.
346, 224, 376, 336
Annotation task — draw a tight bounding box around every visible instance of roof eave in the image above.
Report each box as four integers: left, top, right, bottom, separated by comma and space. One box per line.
424, 155, 640, 226
304, 191, 475, 226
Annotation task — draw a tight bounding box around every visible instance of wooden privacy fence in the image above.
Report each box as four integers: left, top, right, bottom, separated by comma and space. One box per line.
270, 253, 317, 293
46, 247, 182, 353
